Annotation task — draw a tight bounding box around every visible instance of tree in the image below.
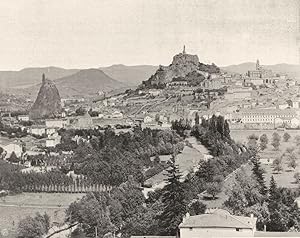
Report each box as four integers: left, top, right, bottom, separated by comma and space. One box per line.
195, 112, 200, 125
224, 169, 265, 215
156, 154, 187, 236
286, 147, 295, 154
206, 181, 222, 199
267, 176, 288, 231
259, 134, 268, 151
188, 200, 206, 216
287, 154, 297, 171
283, 132, 291, 142
271, 132, 281, 151
67, 192, 117, 237
247, 134, 259, 155
18, 213, 50, 238
273, 157, 283, 173
75, 107, 86, 116
252, 156, 267, 195
294, 172, 300, 184
223, 120, 231, 139
295, 135, 300, 146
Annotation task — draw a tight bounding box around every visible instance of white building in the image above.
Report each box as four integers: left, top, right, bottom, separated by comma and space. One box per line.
17, 115, 29, 122
111, 111, 123, 119
148, 89, 162, 96
30, 126, 46, 136
231, 109, 300, 128
45, 119, 66, 128
278, 103, 289, 110
292, 97, 300, 109
46, 128, 57, 136
46, 134, 61, 148
144, 115, 154, 123
179, 209, 257, 238
225, 87, 252, 101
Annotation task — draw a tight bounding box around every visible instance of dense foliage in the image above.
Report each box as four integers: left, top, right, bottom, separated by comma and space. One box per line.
67, 177, 148, 238
17, 212, 50, 238
0, 120, 28, 138
58, 127, 184, 186
198, 62, 220, 74
182, 115, 251, 201
224, 159, 300, 231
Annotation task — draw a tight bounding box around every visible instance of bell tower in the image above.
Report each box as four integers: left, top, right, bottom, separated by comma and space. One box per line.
256, 59, 260, 70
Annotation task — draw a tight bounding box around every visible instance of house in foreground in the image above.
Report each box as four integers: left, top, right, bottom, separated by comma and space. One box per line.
131, 209, 300, 238
179, 209, 257, 238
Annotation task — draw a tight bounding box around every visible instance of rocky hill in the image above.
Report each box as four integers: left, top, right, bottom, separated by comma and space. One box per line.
143, 48, 220, 87
29, 74, 62, 120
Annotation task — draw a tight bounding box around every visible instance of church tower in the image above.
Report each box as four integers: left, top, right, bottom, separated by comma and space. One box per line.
256, 59, 260, 70
183, 45, 186, 54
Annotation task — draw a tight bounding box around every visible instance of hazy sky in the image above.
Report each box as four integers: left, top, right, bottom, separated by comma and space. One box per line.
0, 0, 299, 70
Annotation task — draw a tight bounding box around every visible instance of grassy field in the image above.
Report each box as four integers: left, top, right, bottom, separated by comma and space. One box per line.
0, 193, 85, 236
231, 129, 300, 189
145, 144, 206, 188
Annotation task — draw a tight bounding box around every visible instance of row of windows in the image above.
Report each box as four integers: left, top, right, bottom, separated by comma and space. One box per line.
243, 119, 292, 123
243, 115, 294, 118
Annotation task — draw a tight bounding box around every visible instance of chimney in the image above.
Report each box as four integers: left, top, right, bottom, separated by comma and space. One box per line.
42, 73, 46, 83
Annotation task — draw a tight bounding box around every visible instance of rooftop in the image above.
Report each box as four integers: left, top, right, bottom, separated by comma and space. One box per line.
179, 209, 256, 229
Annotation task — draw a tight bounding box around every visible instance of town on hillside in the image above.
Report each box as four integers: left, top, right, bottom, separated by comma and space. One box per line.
0, 1, 300, 238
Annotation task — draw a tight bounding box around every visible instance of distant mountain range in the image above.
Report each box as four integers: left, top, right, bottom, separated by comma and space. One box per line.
221, 63, 300, 78
0, 67, 79, 89
1, 62, 299, 98
22, 69, 129, 98
0, 65, 157, 98
100, 64, 157, 86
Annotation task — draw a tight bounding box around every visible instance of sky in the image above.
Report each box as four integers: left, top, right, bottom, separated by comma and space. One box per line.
0, 0, 299, 70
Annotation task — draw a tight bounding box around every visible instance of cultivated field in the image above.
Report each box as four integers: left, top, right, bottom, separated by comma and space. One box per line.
231, 129, 300, 189
0, 193, 85, 236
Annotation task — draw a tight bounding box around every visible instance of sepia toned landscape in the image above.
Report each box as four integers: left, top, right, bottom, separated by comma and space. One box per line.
0, 1, 300, 238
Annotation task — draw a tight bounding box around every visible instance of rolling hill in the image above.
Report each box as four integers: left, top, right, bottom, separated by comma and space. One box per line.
100, 64, 158, 86
24, 68, 127, 98
221, 62, 300, 78
0, 67, 79, 89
